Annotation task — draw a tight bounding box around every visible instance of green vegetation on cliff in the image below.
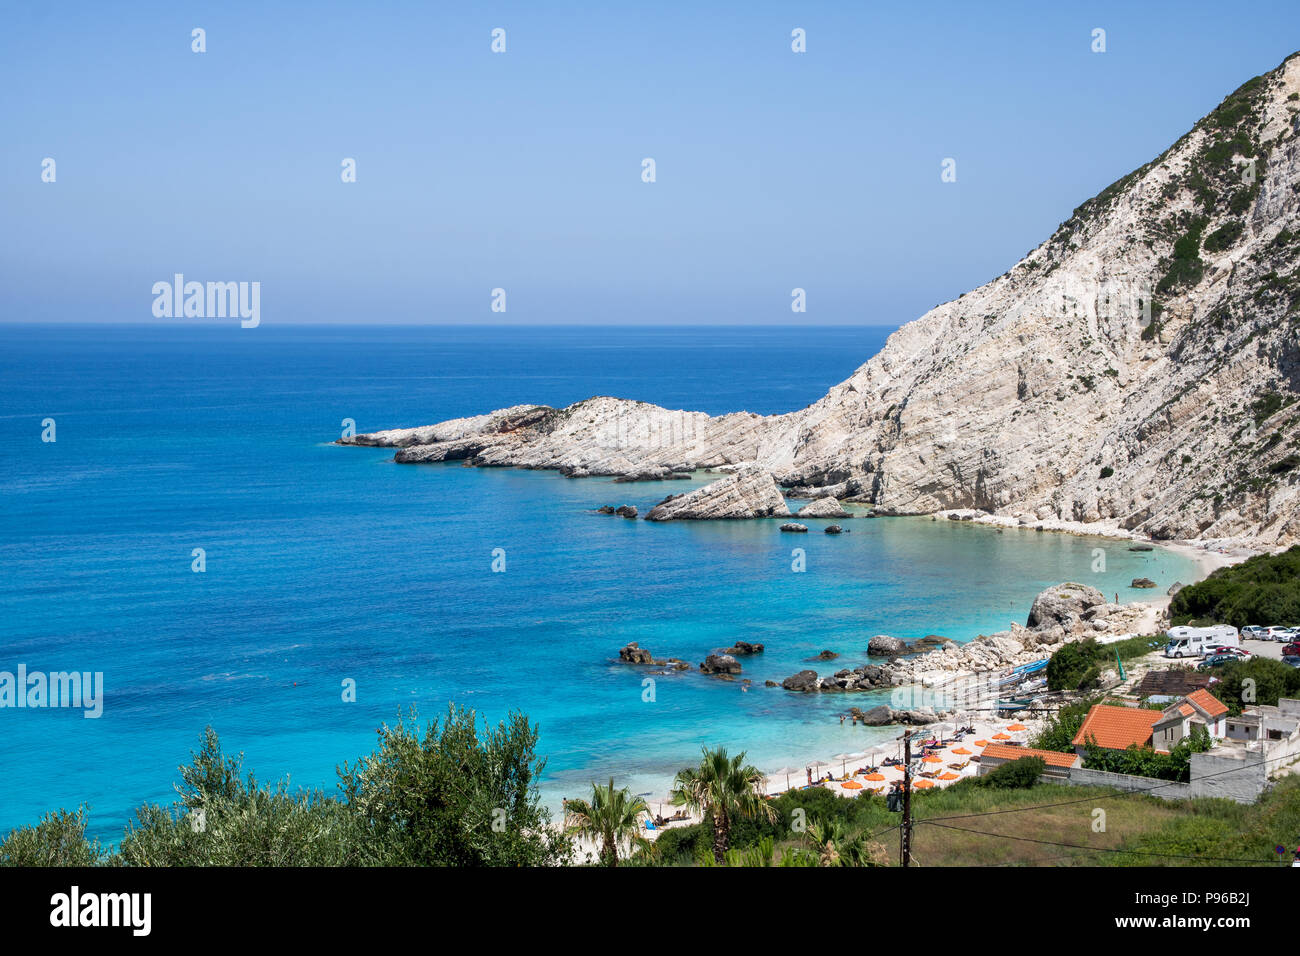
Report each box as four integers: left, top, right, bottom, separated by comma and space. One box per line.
1169, 546, 1300, 626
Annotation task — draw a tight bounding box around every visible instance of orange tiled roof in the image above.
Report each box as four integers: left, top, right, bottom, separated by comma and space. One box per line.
1073, 704, 1160, 750
1187, 688, 1228, 719
980, 743, 1078, 768
1178, 704, 1194, 717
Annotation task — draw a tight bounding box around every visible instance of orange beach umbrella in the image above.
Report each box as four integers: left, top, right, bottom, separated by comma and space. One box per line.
1006, 723, 1028, 732
914, 780, 936, 789
841, 780, 863, 790
973, 740, 989, 747
992, 733, 1012, 740
952, 747, 972, 755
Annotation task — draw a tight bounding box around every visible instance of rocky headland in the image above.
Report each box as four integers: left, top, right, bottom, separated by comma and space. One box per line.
340, 54, 1300, 550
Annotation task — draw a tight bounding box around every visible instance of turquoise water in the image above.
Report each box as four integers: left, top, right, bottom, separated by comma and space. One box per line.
0, 324, 1198, 839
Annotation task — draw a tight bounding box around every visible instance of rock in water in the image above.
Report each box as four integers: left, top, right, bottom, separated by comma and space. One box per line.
796, 496, 849, 518
779, 523, 808, 533
824, 524, 843, 534
615, 505, 637, 519
645, 468, 791, 521
1026, 582, 1106, 630
618, 642, 654, 664
858, 705, 894, 726
781, 670, 820, 692
700, 653, 741, 675
1131, 577, 1157, 589
868, 634, 908, 656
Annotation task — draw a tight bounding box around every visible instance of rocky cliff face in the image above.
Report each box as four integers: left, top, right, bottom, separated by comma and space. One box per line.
342, 54, 1300, 547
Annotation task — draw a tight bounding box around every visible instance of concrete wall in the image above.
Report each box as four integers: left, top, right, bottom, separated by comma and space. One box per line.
1059, 767, 1193, 800
1188, 752, 1265, 803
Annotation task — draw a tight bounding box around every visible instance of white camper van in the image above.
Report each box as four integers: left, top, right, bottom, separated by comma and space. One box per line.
1164, 624, 1241, 659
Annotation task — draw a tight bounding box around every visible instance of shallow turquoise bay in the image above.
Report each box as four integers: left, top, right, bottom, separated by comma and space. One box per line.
0, 324, 1197, 838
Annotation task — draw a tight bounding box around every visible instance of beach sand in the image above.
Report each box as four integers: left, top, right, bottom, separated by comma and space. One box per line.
761, 714, 1043, 798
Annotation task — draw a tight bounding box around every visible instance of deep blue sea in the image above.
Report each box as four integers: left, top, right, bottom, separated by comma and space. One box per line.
0, 323, 1198, 841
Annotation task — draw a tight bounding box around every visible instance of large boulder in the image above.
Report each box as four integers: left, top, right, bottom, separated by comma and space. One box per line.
724, 641, 764, 655
796, 496, 849, 518
868, 634, 908, 657
781, 669, 820, 692
618, 642, 654, 664
780, 523, 808, 533
700, 653, 741, 675
1026, 582, 1106, 630
858, 705, 894, 725
646, 467, 792, 521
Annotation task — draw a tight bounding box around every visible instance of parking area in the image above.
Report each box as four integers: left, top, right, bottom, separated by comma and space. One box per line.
1242, 638, 1287, 661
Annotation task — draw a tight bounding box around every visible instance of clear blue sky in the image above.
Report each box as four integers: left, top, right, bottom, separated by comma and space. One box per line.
3, 1, 1298, 325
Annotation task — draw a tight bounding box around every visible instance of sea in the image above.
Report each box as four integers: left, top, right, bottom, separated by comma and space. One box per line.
0, 323, 1199, 841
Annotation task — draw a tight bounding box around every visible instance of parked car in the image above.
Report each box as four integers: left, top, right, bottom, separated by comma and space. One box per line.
1284, 642, 1300, 658
1198, 654, 1239, 670
1284, 657, 1300, 669
1209, 645, 1252, 660
1263, 626, 1294, 641
1241, 625, 1270, 640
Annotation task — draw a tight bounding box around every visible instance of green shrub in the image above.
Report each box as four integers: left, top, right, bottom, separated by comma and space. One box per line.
1169, 545, 1300, 627
1203, 219, 1244, 253
979, 756, 1046, 789
1209, 658, 1300, 715
0, 807, 106, 866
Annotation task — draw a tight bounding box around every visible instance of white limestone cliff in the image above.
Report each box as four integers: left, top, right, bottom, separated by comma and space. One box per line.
342, 55, 1300, 546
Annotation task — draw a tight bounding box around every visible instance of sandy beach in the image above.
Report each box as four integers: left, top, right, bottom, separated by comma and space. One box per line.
758, 713, 1045, 799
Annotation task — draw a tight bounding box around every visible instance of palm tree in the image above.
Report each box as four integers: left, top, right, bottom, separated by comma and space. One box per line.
671, 746, 775, 864
563, 779, 650, 867
807, 817, 888, 867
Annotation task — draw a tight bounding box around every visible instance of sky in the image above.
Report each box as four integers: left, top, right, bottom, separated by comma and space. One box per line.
2, 1, 1299, 326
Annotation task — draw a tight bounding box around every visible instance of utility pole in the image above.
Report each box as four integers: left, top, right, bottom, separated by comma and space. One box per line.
900, 730, 913, 868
